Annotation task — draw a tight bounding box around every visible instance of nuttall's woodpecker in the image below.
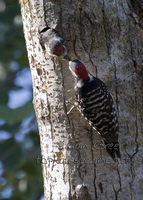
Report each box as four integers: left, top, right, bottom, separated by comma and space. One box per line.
40, 27, 70, 60
69, 59, 121, 160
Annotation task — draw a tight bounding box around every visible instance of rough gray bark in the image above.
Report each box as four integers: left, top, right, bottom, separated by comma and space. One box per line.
20, 0, 143, 199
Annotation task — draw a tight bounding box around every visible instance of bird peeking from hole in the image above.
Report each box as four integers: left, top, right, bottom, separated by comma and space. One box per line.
39, 27, 71, 61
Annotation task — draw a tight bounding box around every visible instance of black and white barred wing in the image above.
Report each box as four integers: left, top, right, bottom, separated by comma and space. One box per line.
76, 78, 119, 143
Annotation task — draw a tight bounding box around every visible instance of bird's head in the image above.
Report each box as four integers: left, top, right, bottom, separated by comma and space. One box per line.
69, 60, 89, 80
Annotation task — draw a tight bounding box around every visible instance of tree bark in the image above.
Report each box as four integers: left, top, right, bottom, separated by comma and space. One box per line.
20, 0, 143, 199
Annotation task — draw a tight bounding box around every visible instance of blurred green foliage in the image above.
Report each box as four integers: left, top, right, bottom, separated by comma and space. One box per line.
0, 0, 43, 199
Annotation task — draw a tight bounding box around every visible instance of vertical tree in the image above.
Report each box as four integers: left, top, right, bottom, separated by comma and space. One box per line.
20, 0, 143, 199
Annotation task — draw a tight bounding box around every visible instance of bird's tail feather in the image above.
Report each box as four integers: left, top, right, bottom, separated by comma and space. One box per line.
104, 141, 121, 161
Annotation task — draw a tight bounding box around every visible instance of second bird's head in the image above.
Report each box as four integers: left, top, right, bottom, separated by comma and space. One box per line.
69, 60, 89, 80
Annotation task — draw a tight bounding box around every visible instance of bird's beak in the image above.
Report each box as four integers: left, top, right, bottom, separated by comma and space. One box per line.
64, 54, 71, 61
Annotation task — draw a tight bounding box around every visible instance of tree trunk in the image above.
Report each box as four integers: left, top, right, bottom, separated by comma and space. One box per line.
20, 0, 143, 199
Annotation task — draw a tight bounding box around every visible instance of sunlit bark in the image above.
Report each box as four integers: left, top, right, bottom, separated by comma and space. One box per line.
20, 0, 143, 199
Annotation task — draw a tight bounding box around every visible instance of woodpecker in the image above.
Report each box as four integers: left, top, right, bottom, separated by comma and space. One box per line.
69, 59, 121, 160
40, 27, 70, 60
